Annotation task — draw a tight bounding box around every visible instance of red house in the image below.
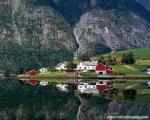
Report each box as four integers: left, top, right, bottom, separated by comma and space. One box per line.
96, 80, 114, 92
96, 64, 113, 75
28, 70, 37, 77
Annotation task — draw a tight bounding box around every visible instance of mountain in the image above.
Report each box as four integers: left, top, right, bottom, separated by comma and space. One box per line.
0, 0, 150, 73
55, 0, 150, 56
0, 0, 77, 74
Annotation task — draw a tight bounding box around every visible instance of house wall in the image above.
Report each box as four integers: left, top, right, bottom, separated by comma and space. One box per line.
56, 64, 67, 70
77, 63, 96, 71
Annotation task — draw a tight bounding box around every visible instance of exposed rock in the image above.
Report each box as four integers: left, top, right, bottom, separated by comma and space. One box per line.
74, 9, 150, 55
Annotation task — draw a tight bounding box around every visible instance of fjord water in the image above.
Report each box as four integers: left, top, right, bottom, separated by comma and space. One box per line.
0, 78, 150, 120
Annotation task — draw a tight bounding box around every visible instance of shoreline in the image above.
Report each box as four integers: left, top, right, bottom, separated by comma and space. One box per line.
16, 75, 150, 80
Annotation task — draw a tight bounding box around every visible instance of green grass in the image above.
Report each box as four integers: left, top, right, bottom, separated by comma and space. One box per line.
92, 48, 150, 60
37, 71, 68, 77
112, 65, 148, 75
116, 48, 150, 59
80, 72, 96, 77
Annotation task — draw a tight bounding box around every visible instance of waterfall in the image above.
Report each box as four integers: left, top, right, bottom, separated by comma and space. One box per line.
73, 29, 80, 59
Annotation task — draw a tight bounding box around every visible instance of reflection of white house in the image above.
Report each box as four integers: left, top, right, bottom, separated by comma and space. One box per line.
39, 81, 48, 86
56, 84, 68, 91
76, 61, 98, 72
56, 62, 68, 70
39, 68, 48, 73
147, 68, 150, 74
78, 83, 98, 94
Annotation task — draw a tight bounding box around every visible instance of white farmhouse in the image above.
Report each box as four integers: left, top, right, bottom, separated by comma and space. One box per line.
55, 62, 68, 70
39, 68, 48, 73
76, 61, 98, 72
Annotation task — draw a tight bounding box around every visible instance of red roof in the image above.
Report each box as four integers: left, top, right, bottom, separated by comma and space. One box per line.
96, 64, 114, 75
28, 70, 37, 77
106, 69, 113, 75
96, 64, 106, 71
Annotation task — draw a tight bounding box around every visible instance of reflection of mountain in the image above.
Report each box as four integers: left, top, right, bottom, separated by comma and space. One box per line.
0, 79, 150, 120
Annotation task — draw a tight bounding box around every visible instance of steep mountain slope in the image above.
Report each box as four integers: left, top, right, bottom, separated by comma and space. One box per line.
74, 9, 150, 56
0, 0, 77, 73
1, 0, 150, 73
55, 0, 150, 56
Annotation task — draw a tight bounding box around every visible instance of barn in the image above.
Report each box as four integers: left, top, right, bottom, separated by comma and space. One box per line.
96, 64, 114, 75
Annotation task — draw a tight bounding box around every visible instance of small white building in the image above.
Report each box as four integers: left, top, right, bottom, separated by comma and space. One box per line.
78, 83, 97, 93
39, 68, 48, 73
56, 62, 68, 70
56, 84, 68, 91
76, 61, 98, 72
147, 68, 150, 74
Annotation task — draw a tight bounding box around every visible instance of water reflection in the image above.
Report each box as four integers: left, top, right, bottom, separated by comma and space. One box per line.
0, 78, 150, 120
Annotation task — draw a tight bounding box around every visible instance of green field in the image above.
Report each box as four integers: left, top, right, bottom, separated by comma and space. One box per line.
92, 48, 150, 60
91, 48, 150, 75
112, 65, 148, 75
37, 71, 68, 77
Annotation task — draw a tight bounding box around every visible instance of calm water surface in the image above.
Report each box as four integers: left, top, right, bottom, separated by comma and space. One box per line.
0, 78, 150, 120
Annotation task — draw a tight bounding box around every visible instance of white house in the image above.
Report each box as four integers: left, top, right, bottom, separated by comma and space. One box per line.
76, 61, 98, 72
147, 67, 150, 74
56, 62, 68, 70
39, 68, 48, 73
56, 84, 68, 91
78, 82, 98, 93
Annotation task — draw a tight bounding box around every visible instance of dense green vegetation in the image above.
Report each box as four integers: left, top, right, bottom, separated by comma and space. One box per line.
0, 1, 77, 75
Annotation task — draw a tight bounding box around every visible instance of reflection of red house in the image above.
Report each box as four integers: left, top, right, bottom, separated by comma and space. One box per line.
25, 79, 37, 85
96, 64, 113, 75
96, 80, 114, 92
28, 70, 37, 77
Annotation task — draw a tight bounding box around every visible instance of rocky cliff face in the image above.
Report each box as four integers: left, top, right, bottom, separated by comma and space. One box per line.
74, 9, 150, 56
55, 0, 150, 56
